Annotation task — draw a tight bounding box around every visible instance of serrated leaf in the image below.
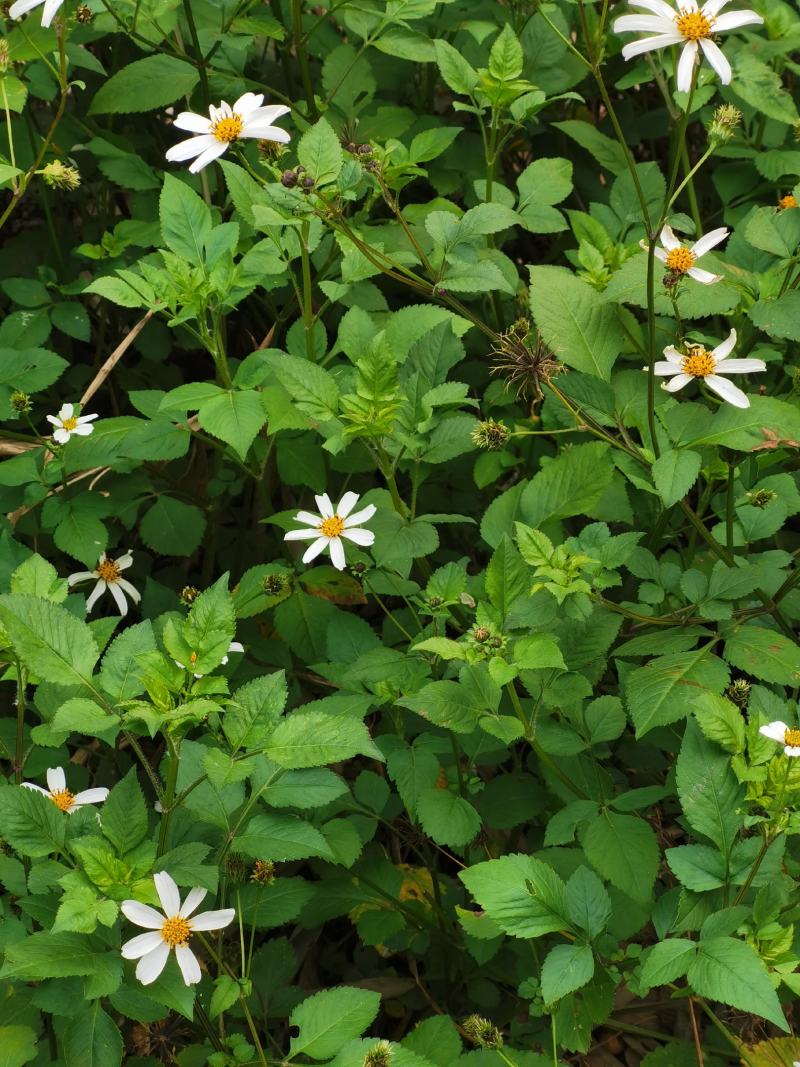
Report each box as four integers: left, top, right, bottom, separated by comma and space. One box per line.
724, 625, 800, 686
581, 811, 658, 903
89, 55, 199, 115
688, 937, 787, 1030
652, 449, 701, 508
416, 788, 481, 847
541, 943, 594, 1005
0, 594, 98, 685
289, 987, 381, 1060
459, 853, 570, 938
297, 118, 343, 186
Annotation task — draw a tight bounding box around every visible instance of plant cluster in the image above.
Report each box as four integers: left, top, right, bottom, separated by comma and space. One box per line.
1, 0, 800, 1065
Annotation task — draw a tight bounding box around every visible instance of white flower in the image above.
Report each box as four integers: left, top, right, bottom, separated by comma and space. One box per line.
165, 93, 290, 174
8, 0, 63, 28
121, 871, 235, 986
175, 641, 244, 677
21, 766, 108, 813
760, 721, 800, 758
46, 403, 98, 445
614, 0, 764, 93
645, 223, 728, 284
284, 491, 376, 572
652, 329, 766, 408
68, 551, 141, 617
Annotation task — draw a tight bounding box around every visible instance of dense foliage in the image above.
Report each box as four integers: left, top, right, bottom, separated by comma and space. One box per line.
2, 0, 800, 1064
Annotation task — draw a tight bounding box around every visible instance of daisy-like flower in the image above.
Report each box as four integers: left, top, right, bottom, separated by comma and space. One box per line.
759, 721, 800, 757
165, 93, 290, 174
652, 329, 766, 409
121, 871, 235, 986
22, 766, 108, 813
8, 0, 63, 28
284, 491, 376, 572
46, 403, 98, 445
68, 551, 141, 617
175, 641, 244, 677
646, 223, 728, 284
613, 1, 764, 93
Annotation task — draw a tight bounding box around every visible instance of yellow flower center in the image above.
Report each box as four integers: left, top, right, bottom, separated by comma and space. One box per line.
682, 348, 716, 378
212, 115, 244, 143
785, 728, 800, 747
676, 10, 713, 40
50, 788, 75, 812
61, 416, 78, 431
319, 515, 345, 538
97, 559, 122, 583
665, 246, 696, 273
779, 195, 798, 210
161, 915, 191, 948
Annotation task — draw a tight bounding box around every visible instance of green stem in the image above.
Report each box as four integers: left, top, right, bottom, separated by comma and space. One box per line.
300, 220, 315, 360
291, 0, 317, 119
181, 0, 210, 105
725, 464, 735, 554
14, 659, 26, 784
156, 738, 180, 857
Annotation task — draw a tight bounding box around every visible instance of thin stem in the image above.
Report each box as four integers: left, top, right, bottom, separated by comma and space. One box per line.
300, 220, 315, 360
725, 464, 735, 554
156, 737, 180, 856
181, 0, 210, 105
14, 659, 26, 784
291, 0, 317, 119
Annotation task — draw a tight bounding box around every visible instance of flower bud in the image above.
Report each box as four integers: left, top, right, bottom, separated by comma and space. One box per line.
471, 419, 510, 451
40, 160, 80, 191
263, 573, 287, 596
363, 1042, 392, 1067
462, 1015, 502, 1049
707, 104, 742, 144
251, 859, 275, 885
180, 585, 200, 605
10, 391, 31, 415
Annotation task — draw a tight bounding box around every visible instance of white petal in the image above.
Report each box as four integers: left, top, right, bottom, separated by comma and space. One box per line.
302, 536, 330, 564
711, 328, 737, 362
705, 374, 750, 408
85, 580, 106, 614
690, 227, 728, 257
121, 900, 166, 929
653, 362, 680, 376
614, 14, 675, 32
172, 111, 213, 133
621, 32, 684, 60
189, 908, 236, 931
21, 782, 49, 795
341, 528, 375, 546
72, 423, 95, 436
179, 887, 207, 918
121, 931, 165, 959
76, 413, 99, 424
166, 135, 215, 163
760, 721, 788, 741
285, 527, 322, 541
701, 0, 733, 14
58, 403, 74, 420
45, 415, 61, 426
40, 0, 62, 26
713, 10, 764, 32
241, 124, 291, 144
315, 494, 334, 518
9, 0, 44, 17
154, 871, 181, 917
174, 943, 202, 986
52, 428, 70, 444
336, 491, 360, 518
663, 373, 692, 393
244, 104, 290, 125
654, 247, 668, 263
785, 746, 800, 758
663, 346, 684, 366
676, 41, 698, 95
629, 0, 680, 17
686, 266, 721, 284
188, 141, 229, 174
47, 767, 66, 793
227, 641, 244, 655
343, 504, 376, 527
699, 38, 732, 84
233, 91, 264, 116
109, 582, 129, 617
136, 942, 170, 985
116, 552, 133, 570
659, 224, 681, 250
71, 787, 109, 807
294, 510, 323, 527
712, 359, 766, 374
67, 570, 95, 585
117, 578, 141, 604
328, 537, 346, 571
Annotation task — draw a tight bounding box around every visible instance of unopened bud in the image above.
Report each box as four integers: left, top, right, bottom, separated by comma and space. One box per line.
0, 39, 10, 73
363, 1042, 392, 1067
746, 488, 777, 508
262, 573, 286, 596
40, 160, 80, 191
471, 419, 510, 451
462, 1015, 502, 1049
75, 4, 92, 21
726, 678, 751, 709
708, 104, 742, 144
251, 859, 275, 885
179, 585, 200, 605
10, 391, 31, 414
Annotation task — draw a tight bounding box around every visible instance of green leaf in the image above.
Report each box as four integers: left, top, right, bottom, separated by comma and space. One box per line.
485, 534, 530, 619
198, 389, 267, 459
140, 496, 206, 557
265, 709, 383, 768
730, 53, 799, 126
517, 157, 573, 233
236, 812, 335, 862
224, 672, 287, 751
623, 646, 729, 737
297, 118, 344, 186
0, 931, 121, 982
209, 975, 241, 1019
260, 350, 339, 420
665, 844, 726, 891
520, 441, 613, 527
63, 1002, 123, 1066
581, 811, 658, 903
541, 943, 594, 1005
0, 594, 98, 685
641, 939, 696, 987
159, 174, 212, 266
53, 509, 108, 568
529, 267, 623, 381
459, 853, 570, 938
102, 769, 147, 855
434, 39, 478, 95
724, 625, 800, 686
0, 1026, 37, 1067
676, 718, 744, 855
488, 23, 523, 81
652, 449, 701, 508
552, 120, 627, 175
416, 789, 481, 847
289, 987, 381, 1060
749, 291, 800, 341
99, 621, 156, 701
688, 937, 788, 1030
693, 692, 745, 754
0, 785, 65, 857
89, 54, 199, 115
565, 866, 611, 939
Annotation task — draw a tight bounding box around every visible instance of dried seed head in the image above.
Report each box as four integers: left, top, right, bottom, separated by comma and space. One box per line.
472, 627, 490, 643
490, 320, 562, 406
708, 104, 742, 143
10, 391, 31, 414
662, 269, 681, 291
75, 4, 93, 21
746, 488, 777, 508
471, 419, 510, 451
180, 585, 200, 605
40, 160, 80, 190
251, 859, 275, 885
0, 38, 10, 73
225, 852, 248, 885
462, 1015, 502, 1049
263, 573, 287, 596
258, 139, 287, 160
281, 169, 298, 188
727, 678, 751, 709
363, 1042, 393, 1067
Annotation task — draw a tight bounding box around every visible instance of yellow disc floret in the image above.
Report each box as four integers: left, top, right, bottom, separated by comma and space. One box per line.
779, 194, 798, 210
50, 788, 75, 812
785, 728, 800, 747
61, 416, 78, 431
676, 10, 713, 40
320, 515, 345, 538
97, 558, 122, 582
161, 915, 191, 948
665, 246, 696, 273
682, 348, 716, 378
212, 115, 244, 143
